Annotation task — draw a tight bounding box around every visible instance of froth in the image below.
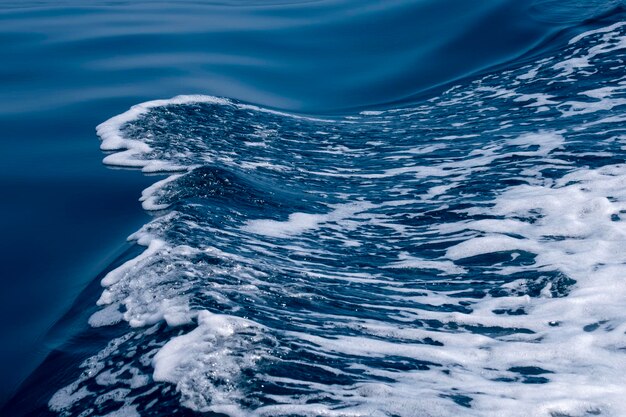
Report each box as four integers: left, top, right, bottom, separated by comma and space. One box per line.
49, 18, 626, 417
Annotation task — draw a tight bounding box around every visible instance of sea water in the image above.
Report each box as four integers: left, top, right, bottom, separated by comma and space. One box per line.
2, 1, 626, 416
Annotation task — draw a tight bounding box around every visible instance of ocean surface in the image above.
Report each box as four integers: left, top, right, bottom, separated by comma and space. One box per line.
1, 1, 626, 416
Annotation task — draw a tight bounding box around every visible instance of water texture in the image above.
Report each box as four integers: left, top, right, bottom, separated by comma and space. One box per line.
2, 1, 626, 416
1, 0, 570, 400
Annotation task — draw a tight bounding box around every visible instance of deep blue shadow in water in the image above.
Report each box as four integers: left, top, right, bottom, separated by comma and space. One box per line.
0, 98, 158, 403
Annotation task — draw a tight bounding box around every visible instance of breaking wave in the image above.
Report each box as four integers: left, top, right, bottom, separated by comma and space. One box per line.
44, 16, 626, 417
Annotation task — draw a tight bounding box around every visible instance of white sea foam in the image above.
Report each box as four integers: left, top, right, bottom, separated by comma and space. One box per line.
51, 18, 626, 417
153, 310, 268, 415
386, 253, 466, 275
243, 202, 373, 238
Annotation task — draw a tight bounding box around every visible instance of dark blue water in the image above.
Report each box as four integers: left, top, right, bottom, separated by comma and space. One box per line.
1, 1, 626, 416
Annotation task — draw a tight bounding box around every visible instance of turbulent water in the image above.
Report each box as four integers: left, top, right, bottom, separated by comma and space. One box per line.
4, 3, 626, 417
24, 16, 625, 417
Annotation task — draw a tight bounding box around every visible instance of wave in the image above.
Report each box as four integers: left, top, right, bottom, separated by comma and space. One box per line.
23, 13, 626, 417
